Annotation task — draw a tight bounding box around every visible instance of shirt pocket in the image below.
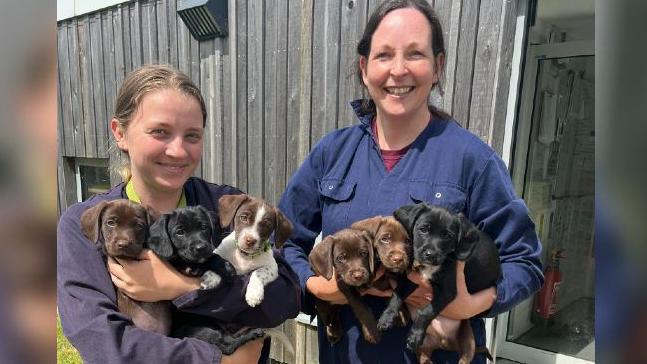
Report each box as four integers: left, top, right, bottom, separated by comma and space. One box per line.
319, 178, 357, 230
408, 181, 467, 214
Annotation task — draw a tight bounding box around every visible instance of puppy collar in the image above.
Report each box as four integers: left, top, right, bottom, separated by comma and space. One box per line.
236, 236, 271, 258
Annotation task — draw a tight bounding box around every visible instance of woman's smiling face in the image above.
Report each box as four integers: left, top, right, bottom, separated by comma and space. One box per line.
360, 7, 443, 122
114, 88, 204, 194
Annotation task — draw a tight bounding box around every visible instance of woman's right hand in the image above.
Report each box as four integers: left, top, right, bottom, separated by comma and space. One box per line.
305, 275, 347, 304
221, 338, 264, 364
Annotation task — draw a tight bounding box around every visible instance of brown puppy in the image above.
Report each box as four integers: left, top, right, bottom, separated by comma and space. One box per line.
80, 199, 172, 335
351, 216, 413, 329
309, 228, 380, 344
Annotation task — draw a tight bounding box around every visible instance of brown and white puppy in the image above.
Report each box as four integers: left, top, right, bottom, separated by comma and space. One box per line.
80, 199, 172, 335
351, 216, 415, 330
309, 228, 381, 344
215, 194, 294, 307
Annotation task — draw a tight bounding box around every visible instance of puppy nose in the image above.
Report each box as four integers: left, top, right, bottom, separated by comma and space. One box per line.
194, 243, 209, 253
116, 240, 132, 249
423, 249, 434, 261
352, 271, 365, 280
244, 236, 257, 246
390, 253, 403, 264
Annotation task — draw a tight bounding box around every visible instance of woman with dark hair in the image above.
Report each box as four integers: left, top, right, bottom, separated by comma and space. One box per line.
279, 1, 543, 363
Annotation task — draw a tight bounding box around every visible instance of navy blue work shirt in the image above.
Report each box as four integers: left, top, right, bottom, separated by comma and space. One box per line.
57, 177, 301, 363
279, 100, 544, 363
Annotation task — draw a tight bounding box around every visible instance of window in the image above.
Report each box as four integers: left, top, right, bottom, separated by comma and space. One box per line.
75, 158, 111, 202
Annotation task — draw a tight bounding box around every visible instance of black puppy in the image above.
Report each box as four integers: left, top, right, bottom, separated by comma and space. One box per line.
394, 203, 501, 359
147, 206, 264, 354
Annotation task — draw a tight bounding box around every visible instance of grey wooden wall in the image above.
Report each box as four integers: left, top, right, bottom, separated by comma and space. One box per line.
57, 1, 521, 361
57, 0, 521, 209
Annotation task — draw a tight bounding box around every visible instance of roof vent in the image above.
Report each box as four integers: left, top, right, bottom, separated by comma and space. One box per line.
177, 0, 228, 41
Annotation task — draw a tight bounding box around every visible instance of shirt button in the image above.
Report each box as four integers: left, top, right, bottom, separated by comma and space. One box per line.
435, 192, 442, 198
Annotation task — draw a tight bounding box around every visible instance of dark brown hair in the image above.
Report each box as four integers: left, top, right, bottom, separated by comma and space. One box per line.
356, 0, 449, 119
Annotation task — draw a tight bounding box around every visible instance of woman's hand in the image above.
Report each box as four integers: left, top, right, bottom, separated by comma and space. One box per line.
306, 275, 347, 304
221, 338, 264, 364
404, 261, 497, 320
440, 261, 497, 320
108, 249, 200, 302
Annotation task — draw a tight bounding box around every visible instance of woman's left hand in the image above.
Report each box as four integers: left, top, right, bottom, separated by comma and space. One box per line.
404, 261, 497, 320
439, 261, 497, 320
108, 249, 201, 302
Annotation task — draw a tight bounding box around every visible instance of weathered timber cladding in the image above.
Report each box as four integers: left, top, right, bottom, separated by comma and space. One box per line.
57, 1, 519, 362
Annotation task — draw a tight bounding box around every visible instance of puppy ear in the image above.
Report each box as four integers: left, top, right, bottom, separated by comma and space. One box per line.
143, 205, 160, 227
273, 209, 294, 248
455, 213, 479, 260
147, 213, 174, 259
309, 235, 335, 280
360, 230, 376, 275
393, 203, 427, 234
80, 201, 110, 244
350, 216, 384, 239
218, 194, 249, 228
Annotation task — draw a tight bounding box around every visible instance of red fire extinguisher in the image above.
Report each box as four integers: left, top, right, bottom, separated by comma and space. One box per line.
535, 249, 565, 321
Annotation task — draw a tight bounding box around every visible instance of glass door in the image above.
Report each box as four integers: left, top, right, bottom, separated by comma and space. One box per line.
496, 42, 594, 364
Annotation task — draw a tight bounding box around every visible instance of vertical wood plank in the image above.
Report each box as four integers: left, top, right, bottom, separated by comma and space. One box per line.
90, 13, 109, 157
452, 0, 480, 126
80, 16, 98, 158
489, 0, 518, 153
247, 0, 264, 197
263, 0, 287, 204
130, 1, 143, 69
177, 6, 191, 74
103, 10, 117, 121
70, 18, 88, 157
141, 0, 158, 63
338, 0, 368, 128
468, 0, 504, 142
58, 22, 75, 157
235, 0, 248, 192
286, 0, 312, 178
120, 4, 133, 73
200, 39, 215, 183
221, 30, 235, 186
311, 0, 341, 143
168, 0, 179, 68
156, 0, 169, 64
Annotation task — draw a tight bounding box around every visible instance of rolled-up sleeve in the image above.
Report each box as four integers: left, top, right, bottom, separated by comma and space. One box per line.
468, 154, 544, 317
57, 207, 220, 364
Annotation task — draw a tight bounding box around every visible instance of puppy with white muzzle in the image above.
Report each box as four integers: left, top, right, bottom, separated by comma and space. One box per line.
214, 194, 294, 307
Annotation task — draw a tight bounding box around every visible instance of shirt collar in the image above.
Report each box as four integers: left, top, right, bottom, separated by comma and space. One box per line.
125, 179, 187, 208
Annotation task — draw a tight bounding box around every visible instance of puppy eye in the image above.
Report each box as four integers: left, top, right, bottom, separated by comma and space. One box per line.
419, 225, 429, 234
336, 254, 346, 263
201, 223, 208, 231
175, 228, 185, 236
106, 219, 117, 227
239, 215, 249, 224
136, 222, 146, 230
380, 236, 391, 244
359, 250, 369, 258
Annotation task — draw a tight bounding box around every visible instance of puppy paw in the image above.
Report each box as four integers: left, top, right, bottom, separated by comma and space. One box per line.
406, 328, 425, 352
361, 325, 381, 344
377, 312, 396, 331
245, 280, 265, 307
200, 271, 222, 290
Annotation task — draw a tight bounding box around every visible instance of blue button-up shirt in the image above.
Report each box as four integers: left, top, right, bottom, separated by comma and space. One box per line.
279, 100, 544, 363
